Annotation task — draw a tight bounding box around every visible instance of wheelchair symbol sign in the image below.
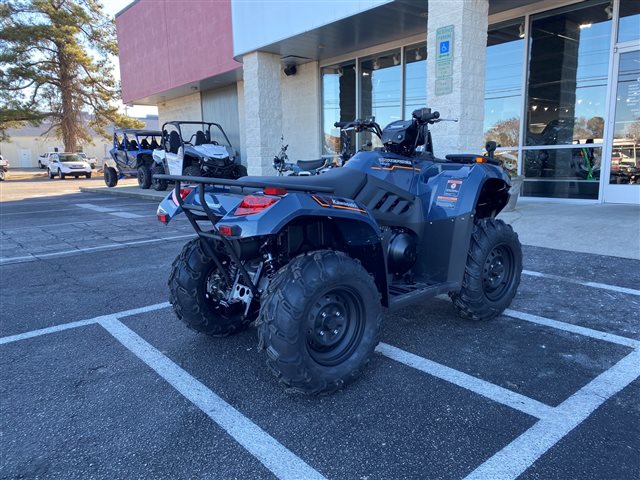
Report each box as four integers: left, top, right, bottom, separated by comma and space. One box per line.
440, 41, 450, 56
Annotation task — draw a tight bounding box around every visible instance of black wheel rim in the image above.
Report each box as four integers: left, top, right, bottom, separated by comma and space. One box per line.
482, 244, 515, 301
306, 287, 365, 366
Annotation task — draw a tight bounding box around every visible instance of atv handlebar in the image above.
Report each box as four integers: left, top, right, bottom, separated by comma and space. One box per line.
412, 108, 440, 124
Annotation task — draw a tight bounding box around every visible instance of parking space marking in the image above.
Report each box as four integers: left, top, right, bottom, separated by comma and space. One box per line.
376, 343, 554, 419
505, 309, 640, 349
523, 269, 640, 296
75, 203, 117, 213
0, 317, 99, 346
0, 234, 195, 265
99, 316, 326, 480
108, 211, 144, 219
0, 302, 170, 346
465, 347, 640, 480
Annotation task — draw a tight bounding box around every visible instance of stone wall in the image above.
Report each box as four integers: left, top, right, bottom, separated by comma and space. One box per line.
426, 0, 488, 157
280, 61, 322, 163
157, 92, 202, 127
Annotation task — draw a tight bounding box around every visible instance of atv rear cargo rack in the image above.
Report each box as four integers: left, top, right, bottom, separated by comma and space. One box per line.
153, 174, 335, 194
155, 174, 336, 295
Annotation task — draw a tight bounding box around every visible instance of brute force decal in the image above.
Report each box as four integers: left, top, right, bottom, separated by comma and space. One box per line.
371, 157, 421, 172
311, 195, 367, 214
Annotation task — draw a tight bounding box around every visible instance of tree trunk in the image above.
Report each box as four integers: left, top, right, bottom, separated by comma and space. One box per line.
57, 43, 79, 153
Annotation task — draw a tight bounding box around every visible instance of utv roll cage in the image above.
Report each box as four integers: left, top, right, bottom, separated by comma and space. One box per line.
161, 121, 232, 153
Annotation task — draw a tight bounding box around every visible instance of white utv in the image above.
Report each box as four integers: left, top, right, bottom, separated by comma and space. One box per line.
151, 121, 247, 191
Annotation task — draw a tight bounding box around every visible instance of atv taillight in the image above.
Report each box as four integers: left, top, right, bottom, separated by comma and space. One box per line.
158, 213, 169, 224
264, 187, 286, 195
234, 195, 279, 216
171, 187, 193, 205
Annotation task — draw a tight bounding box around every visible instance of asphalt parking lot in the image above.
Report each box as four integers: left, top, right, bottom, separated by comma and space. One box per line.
1, 177, 639, 479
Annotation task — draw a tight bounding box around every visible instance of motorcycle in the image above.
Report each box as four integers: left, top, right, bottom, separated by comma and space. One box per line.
272, 137, 333, 176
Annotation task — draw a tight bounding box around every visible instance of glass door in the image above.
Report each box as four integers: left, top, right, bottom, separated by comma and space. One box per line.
602, 45, 640, 204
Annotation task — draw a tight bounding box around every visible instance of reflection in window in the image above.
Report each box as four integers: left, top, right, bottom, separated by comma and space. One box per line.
526, 2, 611, 146
322, 62, 356, 156
609, 50, 640, 185
360, 49, 402, 147
618, 0, 640, 44
524, 146, 601, 179
404, 44, 427, 115
484, 20, 524, 148
493, 150, 519, 177
523, 147, 602, 199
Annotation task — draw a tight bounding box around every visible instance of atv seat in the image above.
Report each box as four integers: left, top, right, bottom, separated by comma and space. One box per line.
239, 166, 368, 199
296, 159, 327, 171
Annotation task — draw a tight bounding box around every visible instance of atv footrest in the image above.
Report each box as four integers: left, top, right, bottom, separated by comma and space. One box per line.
388, 281, 459, 311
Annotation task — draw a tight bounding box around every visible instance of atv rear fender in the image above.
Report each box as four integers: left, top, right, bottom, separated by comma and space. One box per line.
215, 192, 389, 304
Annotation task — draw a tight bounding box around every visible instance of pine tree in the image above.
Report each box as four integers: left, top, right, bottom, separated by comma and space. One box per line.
0, 0, 142, 149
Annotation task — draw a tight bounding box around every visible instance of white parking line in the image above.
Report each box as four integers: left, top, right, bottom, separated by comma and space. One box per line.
108, 211, 143, 219
100, 317, 326, 480
523, 269, 640, 296
0, 302, 169, 346
376, 343, 554, 419
464, 348, 640, 480
75, 203, 116, 213
0, 234, 195, 265
504, 309, 640, 349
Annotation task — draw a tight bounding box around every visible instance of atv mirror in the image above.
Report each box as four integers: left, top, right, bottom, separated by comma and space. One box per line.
485, 141, 497, 159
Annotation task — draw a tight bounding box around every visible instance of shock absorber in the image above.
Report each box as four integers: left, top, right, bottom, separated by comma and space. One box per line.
263, 252, 276, 278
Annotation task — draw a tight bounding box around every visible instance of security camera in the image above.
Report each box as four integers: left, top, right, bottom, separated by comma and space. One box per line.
283, 64, 297, 76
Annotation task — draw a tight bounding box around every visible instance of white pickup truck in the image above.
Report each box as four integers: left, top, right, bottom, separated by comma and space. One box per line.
42, 152, 92, 179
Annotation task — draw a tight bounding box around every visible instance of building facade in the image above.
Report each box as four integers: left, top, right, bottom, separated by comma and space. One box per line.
0, 115, 159, 168
116, 0, 640, 204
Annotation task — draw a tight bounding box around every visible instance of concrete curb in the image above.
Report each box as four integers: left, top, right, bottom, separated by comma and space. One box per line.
79, 186, 167, 201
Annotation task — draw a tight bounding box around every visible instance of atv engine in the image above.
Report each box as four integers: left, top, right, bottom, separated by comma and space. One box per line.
386, 229, 417, 276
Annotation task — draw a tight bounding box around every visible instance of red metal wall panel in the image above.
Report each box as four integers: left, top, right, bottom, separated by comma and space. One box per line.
116, 0, 240, 103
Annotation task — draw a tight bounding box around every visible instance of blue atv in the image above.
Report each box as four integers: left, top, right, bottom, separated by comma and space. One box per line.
155, 108, 522, 395
105, 129, 163, 190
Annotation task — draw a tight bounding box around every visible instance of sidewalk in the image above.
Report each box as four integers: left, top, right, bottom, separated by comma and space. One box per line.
80, 183, 167, 201
79, 184, 640, 260
498, 199, 640, 260
3, 168, 47, 180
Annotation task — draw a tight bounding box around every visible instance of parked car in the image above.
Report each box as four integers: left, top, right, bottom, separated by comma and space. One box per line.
0, 154, 8, 181
46, 152, 92, 179
77, 152, 97, 170
104, 129, 163, 189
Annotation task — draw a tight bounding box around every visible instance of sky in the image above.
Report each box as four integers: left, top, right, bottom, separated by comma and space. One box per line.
101, 0, 157, 118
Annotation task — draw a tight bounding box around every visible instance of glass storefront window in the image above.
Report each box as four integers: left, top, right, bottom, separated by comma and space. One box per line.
322, 62, 356, 156
484, 20, 524, 148
523, 147, 602, 199
618, 0, 640, 44
404, 44, 427, 115
360, 49, 402, 147
526, 1, 612, 147
608, 50, 640, 185
494, 150, 520, 177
